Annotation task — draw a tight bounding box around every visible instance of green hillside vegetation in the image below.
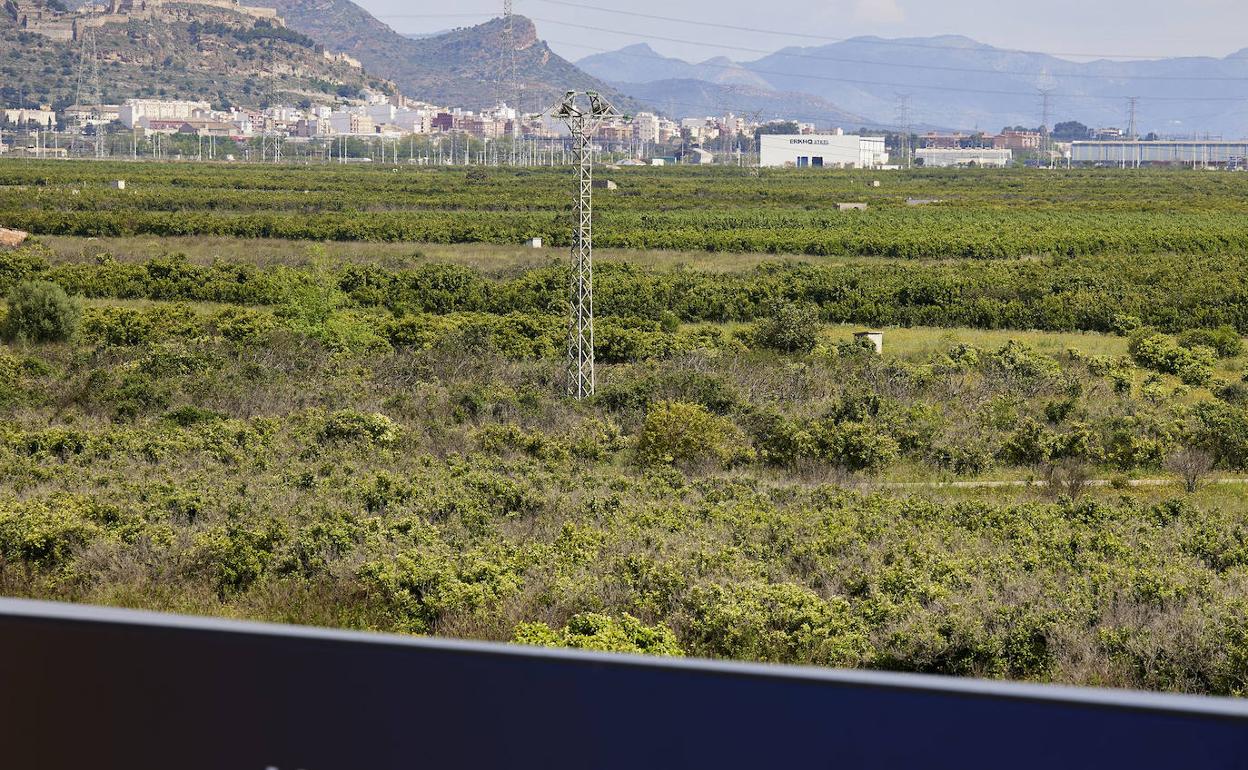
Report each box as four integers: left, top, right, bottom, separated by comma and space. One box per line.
0, 3, 393, 110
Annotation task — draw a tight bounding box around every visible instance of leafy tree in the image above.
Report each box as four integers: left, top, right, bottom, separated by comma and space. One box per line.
1052, 121, 1091, 141
752, 303, 821, 354
636, 400, 748, 468
2, 280, 81, 343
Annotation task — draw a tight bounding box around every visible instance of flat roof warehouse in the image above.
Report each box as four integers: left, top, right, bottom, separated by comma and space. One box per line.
759, 133, 890, 169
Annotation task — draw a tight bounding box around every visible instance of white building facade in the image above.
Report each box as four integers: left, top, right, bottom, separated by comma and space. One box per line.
119, 99, 211, 128
915, 147, 1012, 168
2, 108, 56, 129
1071, 141, 1248, 167
760, 134, 888, 168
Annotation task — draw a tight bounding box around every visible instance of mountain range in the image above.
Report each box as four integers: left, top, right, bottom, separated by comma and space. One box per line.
247, 3, 638, 114
579, 39, 1248, 136
1, 0, 391, 110
17, 0, 1248, 136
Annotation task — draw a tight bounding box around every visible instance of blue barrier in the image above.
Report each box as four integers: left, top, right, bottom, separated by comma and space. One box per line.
1, 597, 1247, 769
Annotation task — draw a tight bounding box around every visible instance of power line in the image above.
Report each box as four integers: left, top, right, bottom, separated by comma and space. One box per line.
544, 36, 1248, 103
377, 13, 499, 19
535, 17, 1248, 85
526, 0, 1238, 62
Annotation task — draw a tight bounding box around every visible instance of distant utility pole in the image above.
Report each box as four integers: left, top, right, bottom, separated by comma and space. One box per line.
549, 91, 620, 399
1037, 87, 1054, 164
893, 92, 912, 169
72, 28, 103, 158
499, 0, 521, 163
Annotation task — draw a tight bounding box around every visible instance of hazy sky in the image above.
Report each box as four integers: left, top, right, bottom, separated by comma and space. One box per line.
360, 0, 1248, 63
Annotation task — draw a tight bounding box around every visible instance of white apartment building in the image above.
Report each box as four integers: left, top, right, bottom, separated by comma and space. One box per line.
119, 99, 211, 128
327, 111, 375, 135
393, 109, 434, 134
632, 112, 660, 143
2, 108, 56, 129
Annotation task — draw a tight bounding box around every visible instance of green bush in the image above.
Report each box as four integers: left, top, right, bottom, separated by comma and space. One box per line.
752, 303, 821, 354
814, 420, 900, 473
680, 581, 871, 666
1178, 326, 1244, 359
2, 280, 81, 343
513, 613, 683, 655
320, 410, 400, 445
1130, 332, 1215, 386
636, 400, 749, 468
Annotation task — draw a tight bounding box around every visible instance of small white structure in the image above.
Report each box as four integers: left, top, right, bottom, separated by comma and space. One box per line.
525, 237, 542, 248
689, 148, 714, 165
854, 330, 884, 353
760, 134, 889, 169
591, 179, 617, 190
111, 180, 126, 190
836, 202, 868, 211
916, 148, 1012, 168
649, 158, 666, 166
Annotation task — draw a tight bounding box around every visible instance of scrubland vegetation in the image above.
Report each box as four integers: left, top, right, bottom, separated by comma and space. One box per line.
5, 162, 1248, 694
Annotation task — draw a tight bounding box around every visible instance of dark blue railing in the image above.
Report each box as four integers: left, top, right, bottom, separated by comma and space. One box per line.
1, 597, 1247, 769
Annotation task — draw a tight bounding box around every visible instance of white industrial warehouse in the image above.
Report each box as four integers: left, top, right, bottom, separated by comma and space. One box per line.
759, 134, 889, 168
915, 148, 1013, 168
1071, 140, 1248, 167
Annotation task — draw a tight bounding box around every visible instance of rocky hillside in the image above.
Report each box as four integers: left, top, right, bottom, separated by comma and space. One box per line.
253, 1, 638, 113
1, 1, 393, 110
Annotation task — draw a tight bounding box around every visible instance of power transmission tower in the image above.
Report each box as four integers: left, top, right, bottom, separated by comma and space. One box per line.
1037, 87, 1054, 164
500, 0, 521, 163
549, 91, 620, 399
71, 27, 103, 158
893, 92, 912, 169
1126, 96, 1139, 140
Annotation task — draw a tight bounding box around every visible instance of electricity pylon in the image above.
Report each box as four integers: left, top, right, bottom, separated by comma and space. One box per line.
549, 91, 620, 399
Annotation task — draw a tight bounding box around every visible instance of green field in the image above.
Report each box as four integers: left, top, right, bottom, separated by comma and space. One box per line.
6, 161, 1248, 257
5, 161, 1248, 694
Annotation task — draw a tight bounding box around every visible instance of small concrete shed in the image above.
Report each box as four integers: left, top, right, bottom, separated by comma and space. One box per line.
854, 330, 884, 353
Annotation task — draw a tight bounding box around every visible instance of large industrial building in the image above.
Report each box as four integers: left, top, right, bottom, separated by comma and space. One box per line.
915, 147, 1012, 168
759, 134, 888, 168
1071, 141, 1248, 167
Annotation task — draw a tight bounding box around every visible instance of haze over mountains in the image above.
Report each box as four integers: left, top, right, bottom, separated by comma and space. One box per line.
579, 38, 1248, 136
30, 0, 1248, 136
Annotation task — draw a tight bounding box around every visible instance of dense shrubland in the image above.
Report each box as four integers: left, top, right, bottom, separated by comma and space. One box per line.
4, 163, 1248, 257
11, 245, 1248, 335
4, 243, 1248, 694
6, 162, 1248, 693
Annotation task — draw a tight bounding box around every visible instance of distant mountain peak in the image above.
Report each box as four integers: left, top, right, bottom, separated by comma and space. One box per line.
255, 2, 637, 110
618, 42, 661, 56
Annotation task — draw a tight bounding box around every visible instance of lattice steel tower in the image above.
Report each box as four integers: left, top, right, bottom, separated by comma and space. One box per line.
551, 91, 619, 399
